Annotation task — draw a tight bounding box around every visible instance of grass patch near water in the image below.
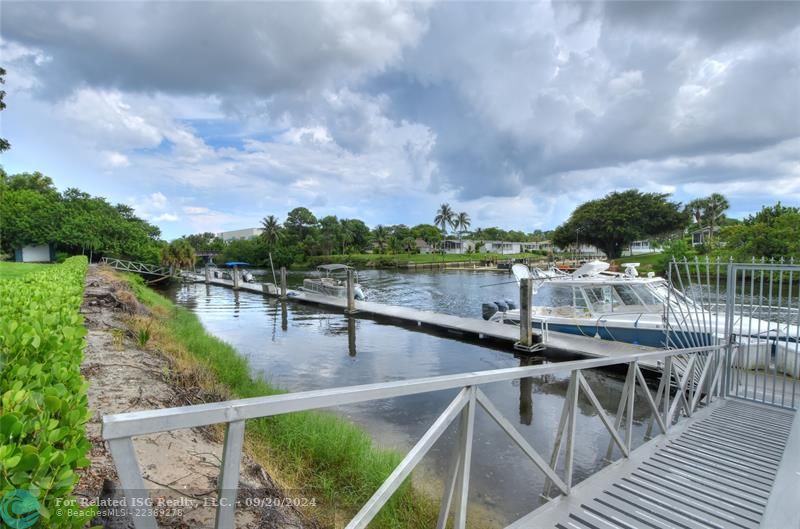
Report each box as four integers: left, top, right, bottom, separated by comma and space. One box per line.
121, 272, 452, 529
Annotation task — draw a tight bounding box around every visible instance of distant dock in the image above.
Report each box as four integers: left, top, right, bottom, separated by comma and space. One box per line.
180, 271, 659, 369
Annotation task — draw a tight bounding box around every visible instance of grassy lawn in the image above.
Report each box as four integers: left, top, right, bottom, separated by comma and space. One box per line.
0, 261, 48, 280
612, 253, 663, 266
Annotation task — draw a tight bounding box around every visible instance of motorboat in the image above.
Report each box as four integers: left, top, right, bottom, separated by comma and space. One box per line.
302, 264, 366, 300
482, 261, 799, 353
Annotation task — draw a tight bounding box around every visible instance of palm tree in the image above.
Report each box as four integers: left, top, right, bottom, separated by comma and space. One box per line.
373, 225, 388, 253
703, 193, 730, 234
454, 211, 471, 253
434, 203, 455, 253
685, 199, 706, 226
260, 215, 282, 248
161, 239, 196, 270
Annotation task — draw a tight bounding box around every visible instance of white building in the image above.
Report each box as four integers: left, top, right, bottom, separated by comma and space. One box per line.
14, 243, 54, 262
216, 228, 263, 242
623, 240, 662, 256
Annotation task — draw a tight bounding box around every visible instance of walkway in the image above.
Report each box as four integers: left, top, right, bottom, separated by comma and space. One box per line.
508, 398, 798, 529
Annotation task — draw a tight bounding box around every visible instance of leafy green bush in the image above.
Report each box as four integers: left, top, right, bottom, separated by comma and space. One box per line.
0, 256, 94, 527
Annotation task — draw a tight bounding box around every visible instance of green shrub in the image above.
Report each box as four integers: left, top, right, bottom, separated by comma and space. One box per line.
0, 256, 94, 527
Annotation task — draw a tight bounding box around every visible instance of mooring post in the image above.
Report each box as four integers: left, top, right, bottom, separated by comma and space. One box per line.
280, 267, 287, 299
232, 265, 240, 290
515, 277, 540, 352
346, 268, 358, 314
204, 263, 210, 284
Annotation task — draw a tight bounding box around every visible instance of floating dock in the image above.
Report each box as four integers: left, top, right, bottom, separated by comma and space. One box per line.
181, 272, 659, 369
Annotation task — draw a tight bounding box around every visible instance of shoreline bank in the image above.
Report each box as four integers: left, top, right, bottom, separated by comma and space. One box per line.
89, 265, 468, 528
78, 265, 312, 528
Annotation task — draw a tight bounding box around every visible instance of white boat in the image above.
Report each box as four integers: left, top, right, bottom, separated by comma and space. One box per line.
302, 264, 366, 300
483, 261, 800, 354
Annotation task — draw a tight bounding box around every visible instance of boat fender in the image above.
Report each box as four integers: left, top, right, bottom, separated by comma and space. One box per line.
494, 300, 509, 312
482, 302, 499, 321
504, 299, 517, 310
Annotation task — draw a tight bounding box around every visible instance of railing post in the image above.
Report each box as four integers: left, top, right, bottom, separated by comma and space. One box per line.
564, 369, 579, 490
452, 386, 476, 529
107, 438, 157, 529
280, 267, 287, 300
723, 262, 736, 398
346, 268, 358, 315
215, 420, 246, 529
663, 356, 672, 430
626, 361, 636, 452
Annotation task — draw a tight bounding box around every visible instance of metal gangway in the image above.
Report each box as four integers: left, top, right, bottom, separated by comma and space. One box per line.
100, 257, 177, 281
102, 261, 800, 529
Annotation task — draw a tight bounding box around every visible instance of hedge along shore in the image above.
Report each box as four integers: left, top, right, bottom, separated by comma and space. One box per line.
112, 268, 479, 529
0, 256, 95, 528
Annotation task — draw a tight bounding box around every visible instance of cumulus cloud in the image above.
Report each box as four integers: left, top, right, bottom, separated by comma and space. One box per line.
1, 1, 798, 238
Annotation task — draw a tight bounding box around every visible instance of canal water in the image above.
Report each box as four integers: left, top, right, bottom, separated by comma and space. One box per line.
166, 269, 656, 526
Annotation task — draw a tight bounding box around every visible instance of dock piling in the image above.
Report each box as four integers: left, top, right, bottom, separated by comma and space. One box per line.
280, 267, 287, 300
515, 277, 542, 352
204, 264, 210, 284
346, 269, 358, 314
232, 265, 240, 290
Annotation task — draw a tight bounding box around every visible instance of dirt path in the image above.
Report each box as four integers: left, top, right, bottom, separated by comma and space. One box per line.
77, 266, 314, 529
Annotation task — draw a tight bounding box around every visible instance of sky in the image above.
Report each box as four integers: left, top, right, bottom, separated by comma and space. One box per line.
1, 1, 799, 240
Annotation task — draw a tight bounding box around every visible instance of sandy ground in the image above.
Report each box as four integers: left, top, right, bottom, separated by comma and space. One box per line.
77, 266, 314, 529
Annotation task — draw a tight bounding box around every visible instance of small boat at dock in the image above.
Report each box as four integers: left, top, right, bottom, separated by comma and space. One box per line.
302, 264, 366, 300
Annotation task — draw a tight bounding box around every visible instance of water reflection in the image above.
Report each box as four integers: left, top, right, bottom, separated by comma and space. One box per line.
348, 317, 357, 357
166, 271, 657, 525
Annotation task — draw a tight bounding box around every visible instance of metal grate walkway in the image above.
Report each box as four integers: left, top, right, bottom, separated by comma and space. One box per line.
509, 399, 796, 529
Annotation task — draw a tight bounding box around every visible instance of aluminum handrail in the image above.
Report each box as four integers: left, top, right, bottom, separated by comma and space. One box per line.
103, 343, 722, 439
102, 343, 727, 529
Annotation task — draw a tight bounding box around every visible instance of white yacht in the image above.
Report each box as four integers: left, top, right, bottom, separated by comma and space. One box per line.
483, 261, 799, 355
302, 264, 366, 300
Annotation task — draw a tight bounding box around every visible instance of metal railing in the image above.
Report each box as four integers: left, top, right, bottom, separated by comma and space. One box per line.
103, 343, 726, 529
725, 262, 800, 409
100, 257, 174, 278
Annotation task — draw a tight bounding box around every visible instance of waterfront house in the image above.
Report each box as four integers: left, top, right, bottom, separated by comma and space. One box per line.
622, 240, 661, 256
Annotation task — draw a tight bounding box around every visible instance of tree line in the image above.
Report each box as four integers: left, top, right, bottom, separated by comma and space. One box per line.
3, 166, 796, 268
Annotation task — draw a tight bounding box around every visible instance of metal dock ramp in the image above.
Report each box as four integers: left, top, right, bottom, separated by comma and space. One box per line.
508, 398, 798, 529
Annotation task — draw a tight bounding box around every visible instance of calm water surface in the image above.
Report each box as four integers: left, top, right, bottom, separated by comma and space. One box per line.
166, 269, 655, 526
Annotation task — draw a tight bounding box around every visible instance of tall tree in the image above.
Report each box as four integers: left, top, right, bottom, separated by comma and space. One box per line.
703, 193, 730, 234
685, 198, 706, 225
260, 215, 283, 249
434, 203, 455, 252
372, 225, 388, 253
284, 207, 317, 242
552, 190, 688, 259
454, 211, 471, 253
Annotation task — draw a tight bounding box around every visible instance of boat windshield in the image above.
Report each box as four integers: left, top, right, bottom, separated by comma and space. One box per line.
531, 281, 668, 314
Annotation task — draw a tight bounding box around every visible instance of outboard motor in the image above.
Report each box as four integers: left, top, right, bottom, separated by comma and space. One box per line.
494, 300, 509, 312
482, 302, 499, 320
354, 286, 366, 301
504, 299, 517, 310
